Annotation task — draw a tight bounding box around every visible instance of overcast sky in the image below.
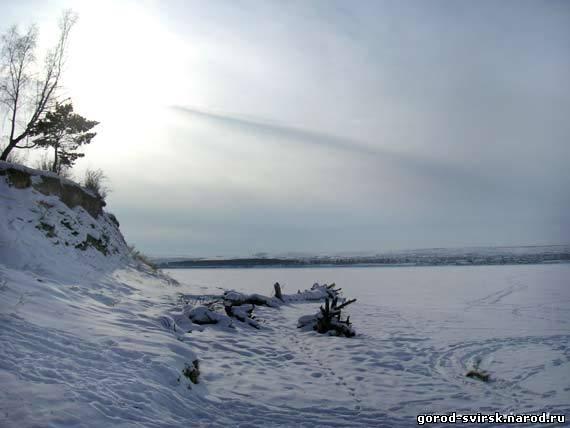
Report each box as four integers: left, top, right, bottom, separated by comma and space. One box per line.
2, 0, 569, 256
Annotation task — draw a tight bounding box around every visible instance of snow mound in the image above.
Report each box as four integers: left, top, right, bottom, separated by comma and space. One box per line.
188, 305, 234, 328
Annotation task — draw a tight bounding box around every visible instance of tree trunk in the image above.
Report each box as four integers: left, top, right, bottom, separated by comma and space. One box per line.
51, 146, 59, 173
1, 76, 21, 161
0, 145, 12, 161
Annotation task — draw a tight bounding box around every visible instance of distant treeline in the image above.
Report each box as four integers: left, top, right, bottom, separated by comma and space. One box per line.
158, 252, 570, 269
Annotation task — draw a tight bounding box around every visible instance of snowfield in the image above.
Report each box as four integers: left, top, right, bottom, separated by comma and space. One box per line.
1, 164, 569, 426
2, 263, 568, 427
166, 266, 570, 426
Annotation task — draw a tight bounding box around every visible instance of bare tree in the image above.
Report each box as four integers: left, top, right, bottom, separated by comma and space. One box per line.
0, 10, 77, 161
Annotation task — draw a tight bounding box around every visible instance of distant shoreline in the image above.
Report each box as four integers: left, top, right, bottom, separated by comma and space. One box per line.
158, 254, 570, 269
163, 261, 570, 270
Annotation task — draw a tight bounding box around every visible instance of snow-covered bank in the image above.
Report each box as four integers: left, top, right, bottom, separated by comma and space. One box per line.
0, 164, 367, 426
0, 265, 203, 426
0, 163, 204, 426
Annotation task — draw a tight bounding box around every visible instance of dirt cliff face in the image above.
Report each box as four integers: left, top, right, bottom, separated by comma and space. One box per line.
0, 162, 105, 219
1, 167, 31, 188
0, 161, 129, 274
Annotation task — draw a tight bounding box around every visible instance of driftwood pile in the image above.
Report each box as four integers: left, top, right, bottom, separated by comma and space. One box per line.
221, 282, 345, 329
298, 295, 356, 337
174, 282, 357, 337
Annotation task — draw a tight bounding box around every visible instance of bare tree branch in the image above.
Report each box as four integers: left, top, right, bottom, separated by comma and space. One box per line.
0, 10, 77, 161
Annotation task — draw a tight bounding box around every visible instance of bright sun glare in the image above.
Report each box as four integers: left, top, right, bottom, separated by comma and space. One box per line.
62, 1, 186, 162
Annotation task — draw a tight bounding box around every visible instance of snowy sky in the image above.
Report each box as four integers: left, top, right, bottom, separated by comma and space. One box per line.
1, 0, 569, 256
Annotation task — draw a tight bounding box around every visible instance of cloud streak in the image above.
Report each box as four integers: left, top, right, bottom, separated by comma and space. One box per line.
172, 105, 497, 196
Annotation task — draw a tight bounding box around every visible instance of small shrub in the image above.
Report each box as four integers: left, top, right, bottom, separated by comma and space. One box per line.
466, 358, 490, 382
58, 167, 74, 179
34, 153, 74, 179
466, 369, 490, 382
107, 212, 120, 227
75, 234, 109, 255
83, 168, 110, 200
60, 219, 74, 230
2, 145, 28, 164
36, 200, 53, 221
34, 153, 53, 172
128, 244, 158, 270
182, 360, 200, 384
36, 221, 56, 238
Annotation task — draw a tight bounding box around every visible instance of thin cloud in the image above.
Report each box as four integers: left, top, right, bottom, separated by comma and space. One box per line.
172, 105, 497, 196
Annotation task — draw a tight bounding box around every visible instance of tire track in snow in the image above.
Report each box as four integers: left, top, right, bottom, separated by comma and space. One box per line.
466, 282, 527, 307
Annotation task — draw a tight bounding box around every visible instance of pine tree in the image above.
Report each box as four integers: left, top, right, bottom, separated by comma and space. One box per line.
30, 102, 98, 174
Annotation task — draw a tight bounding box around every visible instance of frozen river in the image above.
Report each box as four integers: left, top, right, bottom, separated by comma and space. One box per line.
166, 264, 570, 426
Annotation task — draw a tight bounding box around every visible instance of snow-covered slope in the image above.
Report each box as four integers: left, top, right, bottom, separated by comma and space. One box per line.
0, 163, 204, 427
0, 164, 366, 427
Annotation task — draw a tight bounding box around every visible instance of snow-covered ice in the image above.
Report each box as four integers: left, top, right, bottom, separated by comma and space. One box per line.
166, 265, 570, 425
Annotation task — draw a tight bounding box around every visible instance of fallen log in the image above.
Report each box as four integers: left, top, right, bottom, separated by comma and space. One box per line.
223, 290, 279, 307
224, 303, 260, 329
